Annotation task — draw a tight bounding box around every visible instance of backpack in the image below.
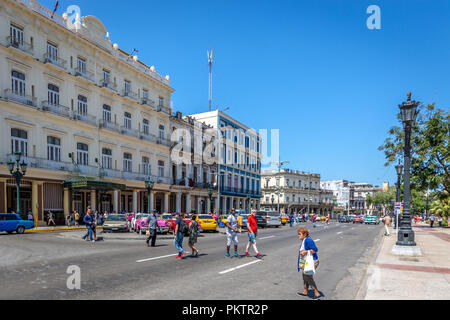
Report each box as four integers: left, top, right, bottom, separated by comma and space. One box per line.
179, 219, 189, 236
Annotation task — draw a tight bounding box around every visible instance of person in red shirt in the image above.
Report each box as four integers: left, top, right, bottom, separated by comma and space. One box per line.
245, 209, 261, 259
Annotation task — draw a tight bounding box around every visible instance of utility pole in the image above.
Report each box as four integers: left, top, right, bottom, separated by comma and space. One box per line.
271, 157, 289, 213
208, 48, 213, 112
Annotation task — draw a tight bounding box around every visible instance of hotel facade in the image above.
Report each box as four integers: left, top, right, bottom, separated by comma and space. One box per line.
0, 0, 217, 224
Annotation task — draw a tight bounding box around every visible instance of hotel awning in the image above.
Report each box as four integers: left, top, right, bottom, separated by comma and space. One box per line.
64, 180, 126, 191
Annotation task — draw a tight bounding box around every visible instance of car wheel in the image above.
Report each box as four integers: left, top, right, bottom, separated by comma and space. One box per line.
16, 226, 25, 234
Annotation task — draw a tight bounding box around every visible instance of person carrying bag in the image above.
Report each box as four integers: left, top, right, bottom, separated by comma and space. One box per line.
297, 227, 321, 299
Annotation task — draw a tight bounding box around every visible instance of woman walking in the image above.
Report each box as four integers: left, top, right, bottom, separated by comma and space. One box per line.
188, 215, 199, 257
297, 227, 321, 299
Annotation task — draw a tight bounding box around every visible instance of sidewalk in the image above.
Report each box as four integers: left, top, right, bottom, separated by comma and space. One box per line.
26, 225, 103, 233
358, 223, 450, 300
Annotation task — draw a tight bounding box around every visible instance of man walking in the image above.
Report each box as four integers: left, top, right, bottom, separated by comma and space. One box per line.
27, 211, 33, 221
74, 211, 80, 227
245, 209, 261, 259
430, 214, 435, 228
173, 213, 185, 258
47, 211, 56, 226
146, 209, 158, 247
82, 210, 95, 243
289, 213, 294, 228
383, 215, 392, 236
225, 208, 239, 257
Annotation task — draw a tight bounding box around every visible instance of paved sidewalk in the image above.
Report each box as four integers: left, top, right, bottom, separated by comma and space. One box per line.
26, 225, 103, 233
358, 223, 450, 300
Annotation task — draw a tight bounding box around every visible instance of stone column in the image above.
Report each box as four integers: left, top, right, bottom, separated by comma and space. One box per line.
90, 190, 96, 211
64, 188, 70, 215
186, 193, 191, 213
113, 190, 119, 214
215, 195, 220, 214
32, 181, 38, 223
0, 178, 6, 213
132, 190, 138, 213
164, 192, 169, 213
176, 192, 182, 213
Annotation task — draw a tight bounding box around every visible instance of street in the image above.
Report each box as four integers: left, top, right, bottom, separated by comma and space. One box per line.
0, 221, 383, 300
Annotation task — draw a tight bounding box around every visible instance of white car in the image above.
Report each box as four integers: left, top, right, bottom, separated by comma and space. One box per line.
131, 213, 144, 231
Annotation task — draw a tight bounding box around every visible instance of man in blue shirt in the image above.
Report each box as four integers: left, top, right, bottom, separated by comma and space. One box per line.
82, 210, 94, 243
173, 213, 185, 258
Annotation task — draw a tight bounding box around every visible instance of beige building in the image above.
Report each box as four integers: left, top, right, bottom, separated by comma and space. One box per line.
0, 0, 216, 224
261, 169, 334, 216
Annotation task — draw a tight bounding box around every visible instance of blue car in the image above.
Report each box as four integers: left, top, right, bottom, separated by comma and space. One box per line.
0, 213, 34, 234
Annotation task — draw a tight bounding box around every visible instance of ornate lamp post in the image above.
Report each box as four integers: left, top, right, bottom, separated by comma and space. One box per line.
271, 194, 275, 211
208, 186, 213, 213
394, 159, 403, 230
7, 152, 27, 215
144, 178, 155, 214
396, 92, 419, 247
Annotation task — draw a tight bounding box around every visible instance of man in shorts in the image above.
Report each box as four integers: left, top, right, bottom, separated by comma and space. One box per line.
225, 208, 239, 257
245, 209, 261, 259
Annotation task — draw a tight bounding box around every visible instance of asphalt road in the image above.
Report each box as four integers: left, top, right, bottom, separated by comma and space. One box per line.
0, 221, 383, 300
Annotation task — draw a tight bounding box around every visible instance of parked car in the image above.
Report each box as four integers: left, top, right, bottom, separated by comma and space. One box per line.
218, 215, 229, 228
103, 214, 129, 232
364, 216, 380, 225
131, 213, 144, 231
136, 214, 170, 235
280, 214, 288, 225
353, 216, 364, 224
256, 214, 268, 228
197, 214, 218, 232
0, 213, 34, 234
257, 211, 281, 228
240, 214, 250, 229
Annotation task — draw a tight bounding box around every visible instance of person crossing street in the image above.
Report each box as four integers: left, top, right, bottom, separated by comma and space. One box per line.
146, 210, 158, 247
245, 209, 261, 259
225, 208, 239, 257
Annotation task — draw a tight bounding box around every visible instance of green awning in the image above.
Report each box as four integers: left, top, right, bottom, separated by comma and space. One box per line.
64, 180, 126, 191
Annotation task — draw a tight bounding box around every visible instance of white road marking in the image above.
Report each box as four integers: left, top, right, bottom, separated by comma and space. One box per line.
337, 232, 343, 235
136, 254, 178, 263
219, 260, 262, 275
314, 239, 320, 242
258, 236, 276, 240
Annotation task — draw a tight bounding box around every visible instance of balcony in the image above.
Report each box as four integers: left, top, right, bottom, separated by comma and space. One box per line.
43, 53, 67, 70
156, 134, 172, 147
139, 131, 157, 143
99, 119, 120, 133
41, 101, 71, 118
156, 104, 172, 115
71, 112, 97, 126
74, 67, 95, 82
6, 36, 33, 55
98, 79, 117, 92
141, 98, 155, 108
121, 89, 138, 102
120, 126, 139, 138
3, 89, 37, 108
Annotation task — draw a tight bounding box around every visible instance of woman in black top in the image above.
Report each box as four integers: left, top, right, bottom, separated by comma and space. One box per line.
188, 215, 199, 257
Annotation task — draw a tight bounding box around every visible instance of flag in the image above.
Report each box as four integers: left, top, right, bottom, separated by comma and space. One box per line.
51, 1, 59, 19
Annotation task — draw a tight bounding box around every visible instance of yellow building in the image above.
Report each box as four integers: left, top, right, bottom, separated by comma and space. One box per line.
0, 0, 215, 224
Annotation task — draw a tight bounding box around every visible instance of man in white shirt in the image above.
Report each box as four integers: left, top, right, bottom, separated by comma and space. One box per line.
225, 208, 239, 257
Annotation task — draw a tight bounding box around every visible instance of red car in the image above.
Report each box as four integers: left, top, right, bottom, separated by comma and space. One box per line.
353, 216, 364, 224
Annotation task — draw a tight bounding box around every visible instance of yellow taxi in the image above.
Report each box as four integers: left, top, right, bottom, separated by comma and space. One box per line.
218, 214, 229, 227
197, 214, 218, 232
280, 215, 288, 225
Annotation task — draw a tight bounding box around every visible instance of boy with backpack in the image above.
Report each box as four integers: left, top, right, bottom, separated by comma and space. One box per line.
174, 213, 189, 258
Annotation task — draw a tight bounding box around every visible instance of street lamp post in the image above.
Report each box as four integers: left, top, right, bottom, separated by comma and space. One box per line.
208, 186, 213, 213
271, 194, 275, 211
396, 92, 419, 247
394, 160, 403, 230
144, 179, 155, 214
7, 152, 27, 215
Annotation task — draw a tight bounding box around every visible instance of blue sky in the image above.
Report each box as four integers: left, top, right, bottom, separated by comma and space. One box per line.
44, 0, 450, 187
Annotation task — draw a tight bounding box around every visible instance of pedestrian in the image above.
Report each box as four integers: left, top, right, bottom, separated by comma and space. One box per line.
297, 227, 321, 299
82, 210, 95, 243
437, 215, 442, 227
173, 213, 186, 258
383, 215, 392, 236
73, 211, 79, 227
245, 209, 261, 259
91, 219, 97, 242
312, 215, 317, 228
66, 213, 72, 227
188, 214, 199, 257
47, 211, 56, 226
27, 211, 33, 221
237, 213, 243, 233
225, 208, 239, 257
289, 213, 294, 228
430, 214, 435, 228
326, 214, 330, 225
146, 210, 158, 247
